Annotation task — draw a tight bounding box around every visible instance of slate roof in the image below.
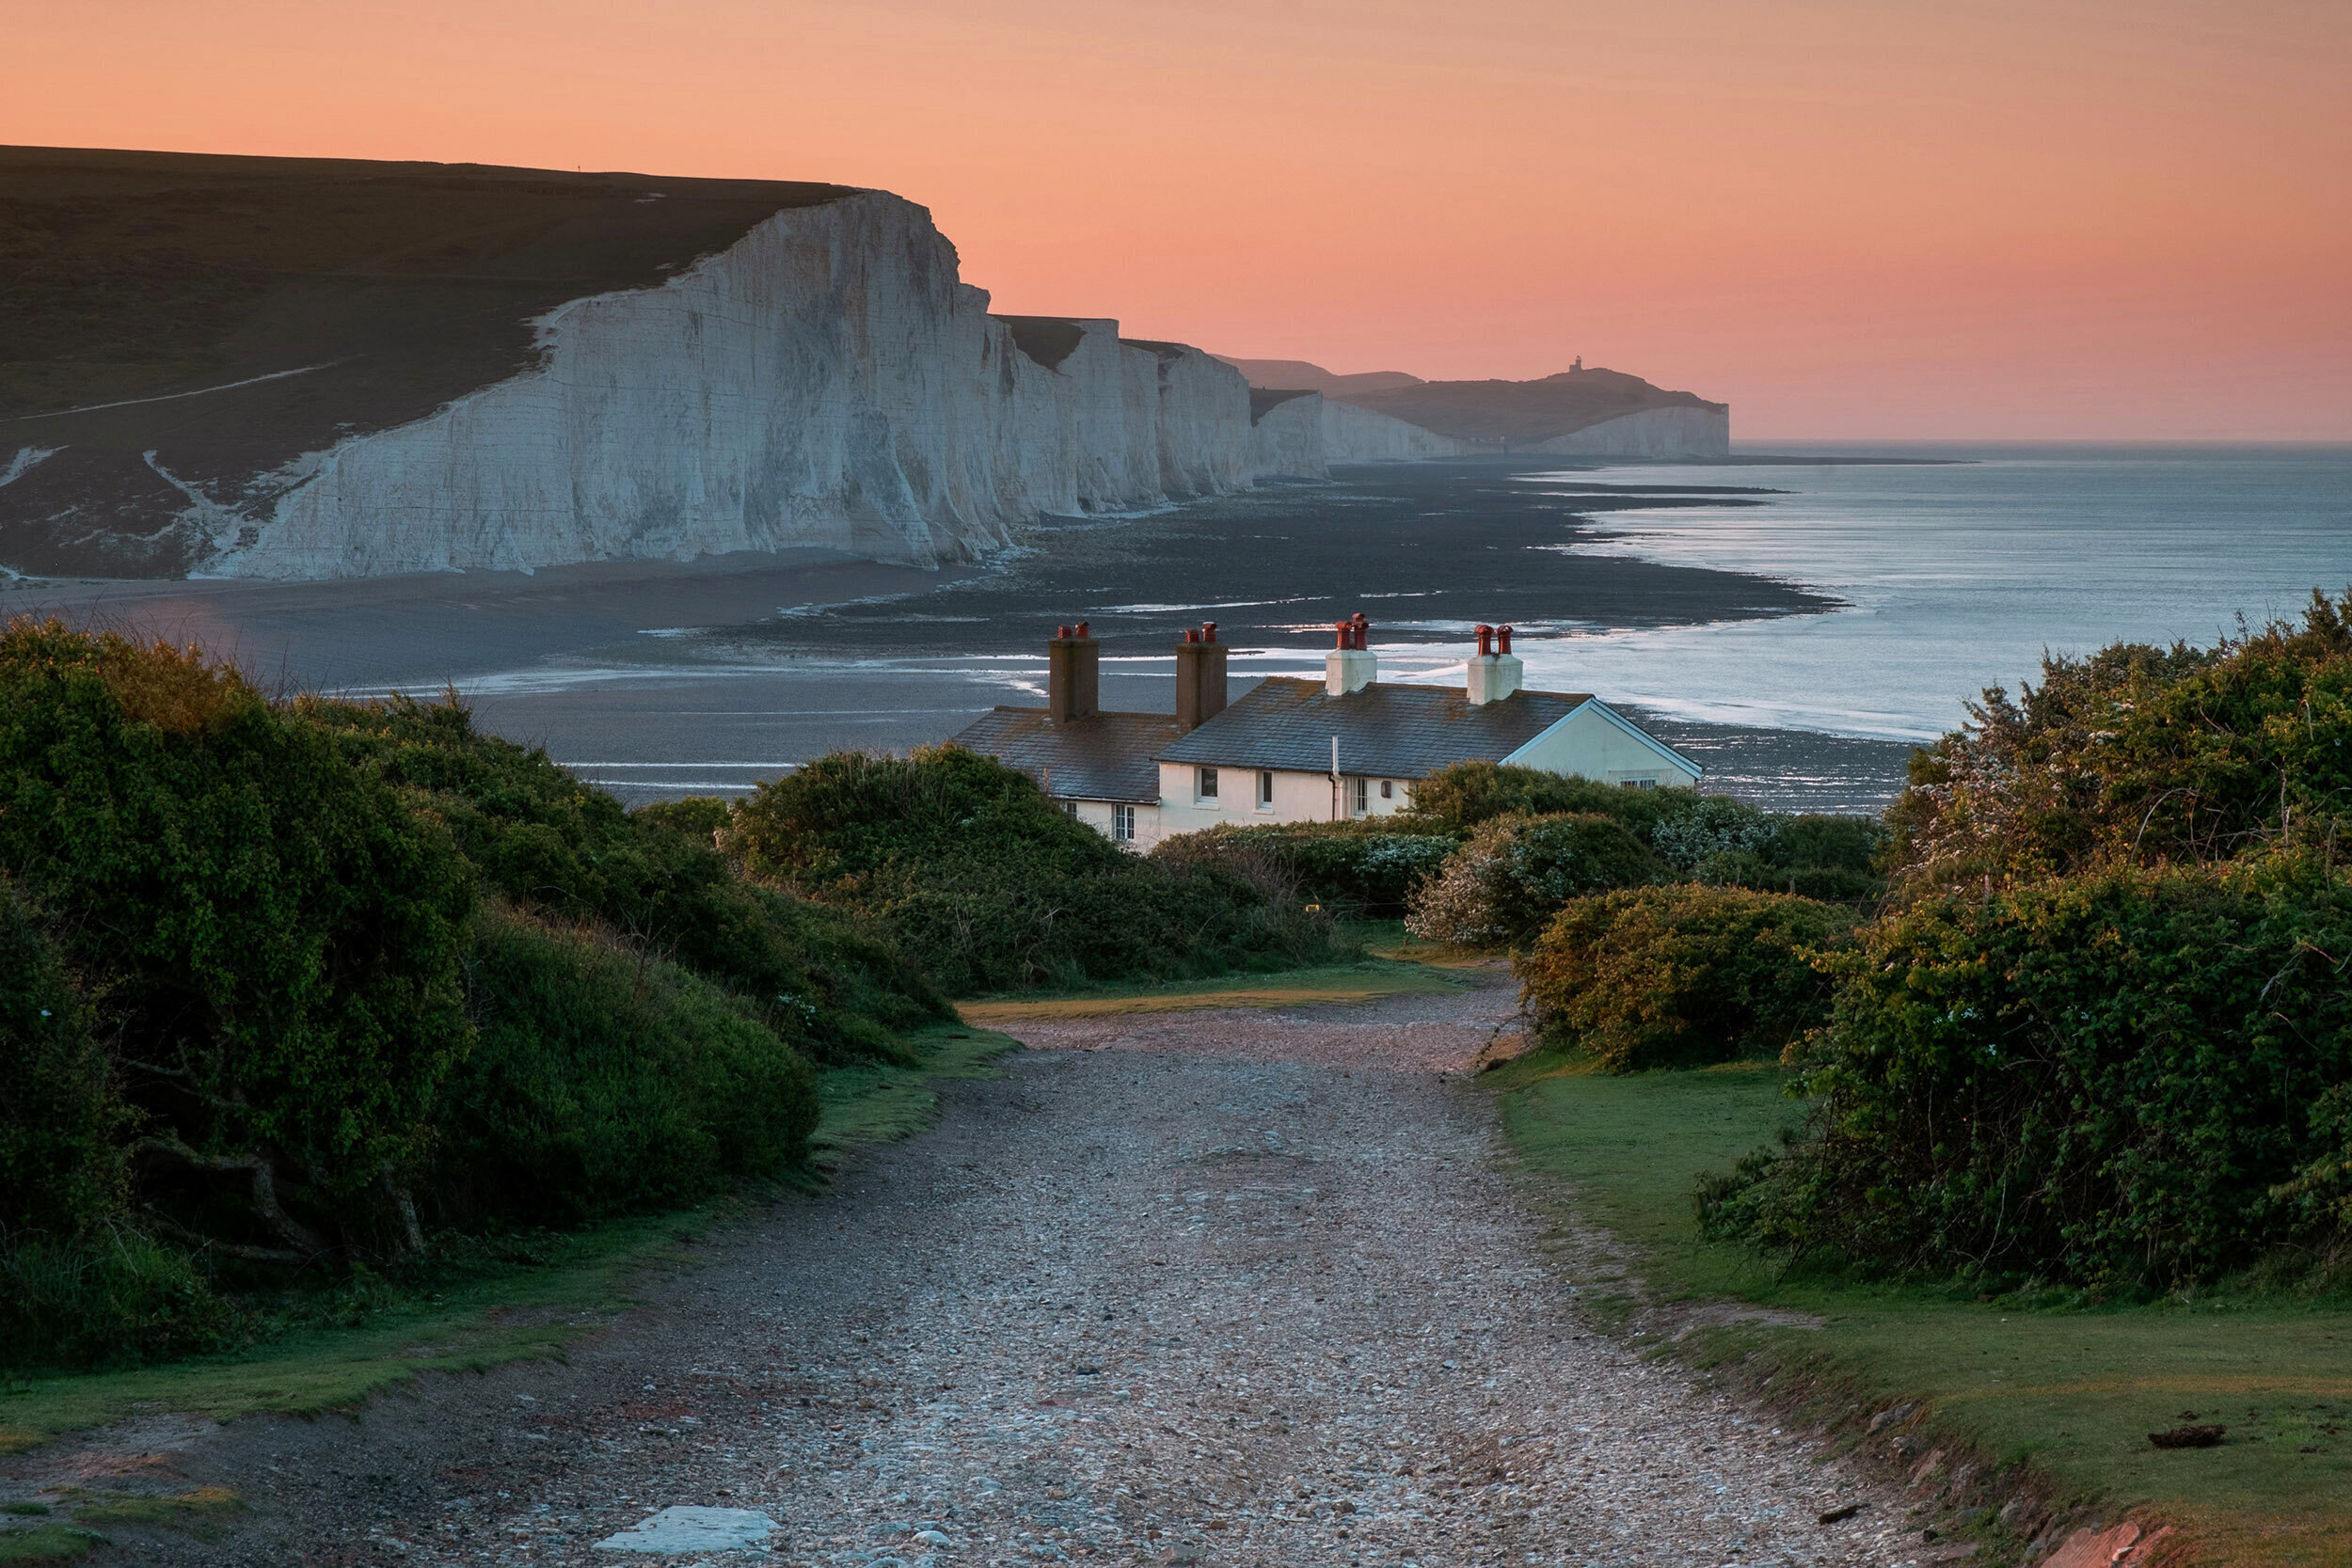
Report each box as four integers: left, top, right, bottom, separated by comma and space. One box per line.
950, 707, 1181, 804
1156, 678, 1599, 779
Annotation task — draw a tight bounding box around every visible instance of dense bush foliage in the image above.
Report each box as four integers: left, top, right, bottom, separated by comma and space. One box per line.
0, 623, 946, 1370
308, 700, 946, 1063
431, 906, 819, 1226
0, 624, 476, 1260
1406, 813, 1664, 946
1519, 886, 1859, 1071
1885, 588, 2352, 892
1159, 819, 1459, 915
732, 747, 1342, 992
1409, 762, 1886, 902
0, 881, 125, 1239
1407, 761, 1694, 836
1699, 856, 2352, 1288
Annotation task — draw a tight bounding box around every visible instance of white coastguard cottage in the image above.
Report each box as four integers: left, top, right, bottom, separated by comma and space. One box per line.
952, 615, 1700, 849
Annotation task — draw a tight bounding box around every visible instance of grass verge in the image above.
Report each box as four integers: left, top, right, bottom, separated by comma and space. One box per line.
1490, 1051, 2352, 1567
0, 1023, 1014, 1461
954, 956, 1468, 1023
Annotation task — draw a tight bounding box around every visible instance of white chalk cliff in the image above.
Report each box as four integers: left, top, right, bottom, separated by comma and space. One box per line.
204, 195, 1336, 580
1529, 405, 1729, 458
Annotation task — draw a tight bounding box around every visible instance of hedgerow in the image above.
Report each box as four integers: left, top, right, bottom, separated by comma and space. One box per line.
0, 623, 946, 1371
1698, 855, 2352, 1289
306, 699, 946, 1062
429, 905, 820, 1227
1158, 819, 1459, 915
1518, 886, 1859, 1071
1885, 586, 2352, 892
1406, 813, 1664, 947
731, 747, 1343, 993
0, 623, 476, 1264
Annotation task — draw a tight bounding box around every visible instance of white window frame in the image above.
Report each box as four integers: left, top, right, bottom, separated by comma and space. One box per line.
1350, 776, 1369, 816
1198, 766, 1219, 801
1257, 769, 1275, 809
1112, 804, 1136, 840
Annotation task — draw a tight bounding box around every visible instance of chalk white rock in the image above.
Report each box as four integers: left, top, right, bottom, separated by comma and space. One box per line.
1246, 394, 1328, 481
1319, 399, 1476, 461
594, 1505, 779, 1553
1529, 404, 1728, 458
206, 194, 1308, 581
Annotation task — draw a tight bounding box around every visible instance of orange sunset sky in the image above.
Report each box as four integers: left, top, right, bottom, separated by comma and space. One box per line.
8, 0, 2348, 439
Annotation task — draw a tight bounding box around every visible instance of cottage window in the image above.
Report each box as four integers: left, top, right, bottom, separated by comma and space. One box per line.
1198, 767, 1219, 800
1620, 777, 1659, 790
1113, 804, 1136, 840
1350, 776, 1369, 815
1257, 769, 1274, 808
1379, 779, 1393, 800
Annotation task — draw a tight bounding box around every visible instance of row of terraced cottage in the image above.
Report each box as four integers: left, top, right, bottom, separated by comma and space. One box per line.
953, 616, 1701, 847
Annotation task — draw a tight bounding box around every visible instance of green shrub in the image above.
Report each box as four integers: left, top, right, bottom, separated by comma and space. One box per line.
0, 1227, 238, 1373
0, 881, 125, 1239
1518, 885, 1859, 1071
1157, 820, 1458, 915
1407, 761, 1696, 836
631, 795, 736, 841
1699, 855, 2352, 1289
1886, 587, 2351, 890
732, 747, 1342, 993
0, 622, 475, 1257
1410, 763, 1886, 899
1406, 813, 1664, 947
306, 700, 946, 1061
431, 906, 821, 1227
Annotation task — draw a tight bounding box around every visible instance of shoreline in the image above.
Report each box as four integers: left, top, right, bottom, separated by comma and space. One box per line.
2, 463, 1930, 813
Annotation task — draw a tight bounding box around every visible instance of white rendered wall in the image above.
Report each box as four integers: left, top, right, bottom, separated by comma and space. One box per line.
1506, 704, 1702, 787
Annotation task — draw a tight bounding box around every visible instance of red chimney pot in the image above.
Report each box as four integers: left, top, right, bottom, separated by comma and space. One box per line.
1499, 624, 1514, 655
1202, 622, 1216, 642
1475, 623, 1494, 657
1075, 620, 1090, 640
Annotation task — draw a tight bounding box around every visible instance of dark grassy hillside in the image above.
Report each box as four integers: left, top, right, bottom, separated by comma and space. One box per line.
1342, 366, 1723, 445
1214, 356, 1422, 394
0, 146, 856, 574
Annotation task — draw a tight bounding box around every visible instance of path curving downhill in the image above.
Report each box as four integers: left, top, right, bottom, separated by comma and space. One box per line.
115, 970, 1922, 1566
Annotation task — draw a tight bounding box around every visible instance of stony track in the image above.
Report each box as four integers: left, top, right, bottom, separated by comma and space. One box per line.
72, 973, 1924, 1566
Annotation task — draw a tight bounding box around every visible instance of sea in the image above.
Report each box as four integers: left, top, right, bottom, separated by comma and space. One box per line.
104, 440, 2321, 816
1515, 442, 2352, 744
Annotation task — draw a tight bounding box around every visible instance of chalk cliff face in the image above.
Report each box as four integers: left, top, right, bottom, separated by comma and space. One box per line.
196, 196, 1287, 578
1529, 405, 1729, 459
1319, 399, 1475, 460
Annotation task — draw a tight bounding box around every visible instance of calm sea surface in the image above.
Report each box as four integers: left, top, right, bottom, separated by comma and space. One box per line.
284, 442, 2346, 810
1523, 443, 2352, 741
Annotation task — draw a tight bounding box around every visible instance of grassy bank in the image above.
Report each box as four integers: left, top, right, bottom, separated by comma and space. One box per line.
957, 952, 1466, 1023
0, 1024, 1011, 1460
1491, 1053, 2352, 1566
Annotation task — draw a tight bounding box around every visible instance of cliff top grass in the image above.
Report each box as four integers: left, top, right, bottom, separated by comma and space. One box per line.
1340, 365, 1723, 444
1490, 1053, 2352, 1567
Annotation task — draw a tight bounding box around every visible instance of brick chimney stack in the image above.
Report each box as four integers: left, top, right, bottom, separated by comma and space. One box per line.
1326, 613, 1375, 696
1174, 621, 1229, 732
1466, 621, 1524, 705
1048, 620, 1100, 723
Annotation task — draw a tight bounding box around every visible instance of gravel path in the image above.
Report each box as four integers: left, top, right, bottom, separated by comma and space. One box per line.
65, 974, 1926, 1566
